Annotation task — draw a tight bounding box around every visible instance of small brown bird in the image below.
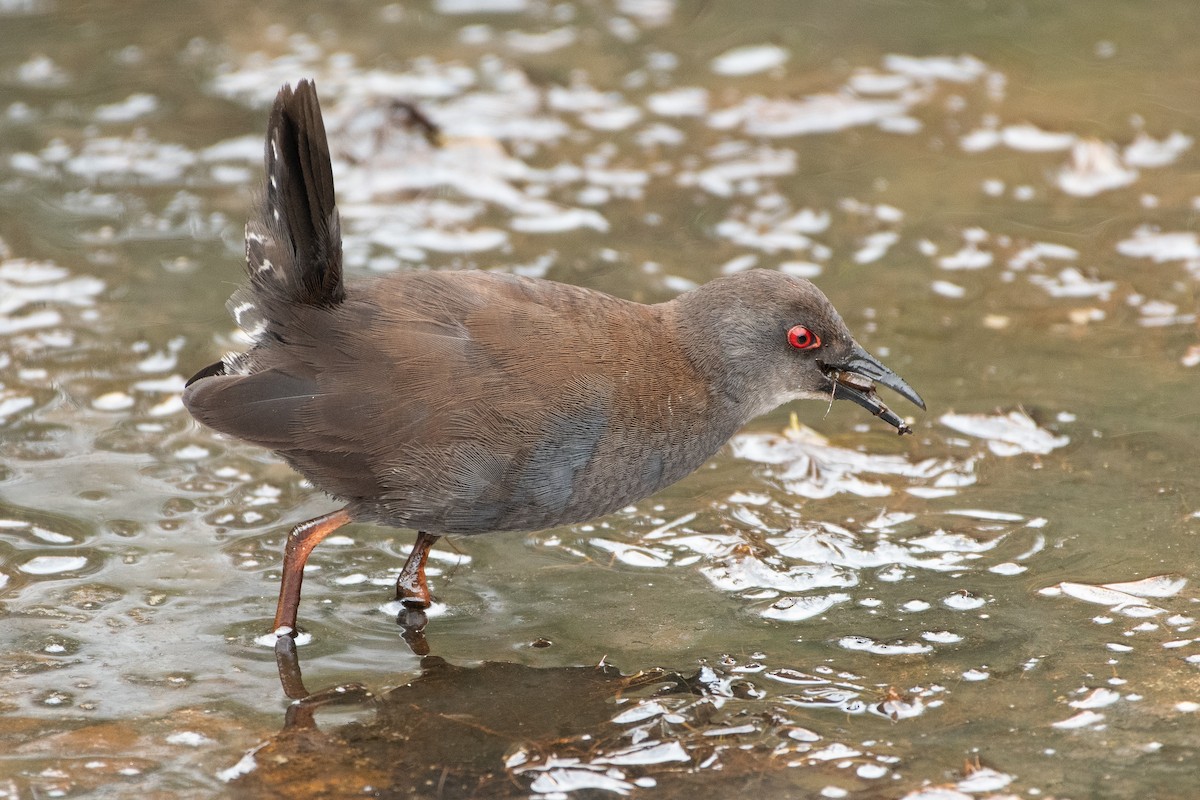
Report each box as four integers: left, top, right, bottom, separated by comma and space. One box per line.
183, 81, 924, 634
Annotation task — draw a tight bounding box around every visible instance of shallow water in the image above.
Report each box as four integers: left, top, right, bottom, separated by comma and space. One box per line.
2, 1, 1199, 798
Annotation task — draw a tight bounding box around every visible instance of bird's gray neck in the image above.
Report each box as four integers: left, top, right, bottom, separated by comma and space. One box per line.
661, 293, 778, 426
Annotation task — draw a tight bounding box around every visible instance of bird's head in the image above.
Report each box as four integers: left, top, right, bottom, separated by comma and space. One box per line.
673, 269, 925, 433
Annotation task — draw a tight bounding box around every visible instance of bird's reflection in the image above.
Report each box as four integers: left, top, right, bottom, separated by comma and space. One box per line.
396, 607, 432, 656
273, 634, 374, 726
274, 609, 429, 703
272, 606, 431, 716
249, 629, 697, 800
243, 620, 872, 799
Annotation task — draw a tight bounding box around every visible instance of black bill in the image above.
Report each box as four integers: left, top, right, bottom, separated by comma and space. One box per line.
825, 346, 925, 435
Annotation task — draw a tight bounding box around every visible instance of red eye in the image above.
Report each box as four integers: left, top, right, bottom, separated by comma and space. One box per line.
787, 325, 821, 350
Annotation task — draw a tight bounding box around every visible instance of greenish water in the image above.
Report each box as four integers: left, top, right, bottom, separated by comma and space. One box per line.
2, 1, 1199, 798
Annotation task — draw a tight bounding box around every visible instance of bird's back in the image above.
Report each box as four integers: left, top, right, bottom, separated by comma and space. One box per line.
185, 269, 739, 534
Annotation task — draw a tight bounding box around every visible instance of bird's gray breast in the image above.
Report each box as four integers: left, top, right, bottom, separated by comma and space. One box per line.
509, 403, 610, 523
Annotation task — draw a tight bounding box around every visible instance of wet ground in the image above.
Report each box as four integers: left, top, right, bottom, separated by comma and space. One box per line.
2, 1, 1200, 798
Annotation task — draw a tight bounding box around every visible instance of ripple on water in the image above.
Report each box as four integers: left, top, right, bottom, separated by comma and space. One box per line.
251, 630, 313, 648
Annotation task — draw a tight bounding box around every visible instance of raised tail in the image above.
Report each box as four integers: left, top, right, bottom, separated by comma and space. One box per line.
186, 80, 343, 390
232, 80, 344, 338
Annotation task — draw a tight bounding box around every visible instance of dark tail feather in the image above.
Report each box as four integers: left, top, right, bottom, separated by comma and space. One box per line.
235, 80, 344, 340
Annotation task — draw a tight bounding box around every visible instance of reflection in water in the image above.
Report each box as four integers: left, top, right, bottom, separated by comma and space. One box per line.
274, 636, 373, 723
396, 607, 433, 657
257, 638, 676, 798
251, 636, 945, 799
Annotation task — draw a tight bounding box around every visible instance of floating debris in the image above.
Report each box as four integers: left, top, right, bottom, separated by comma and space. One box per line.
1002, 123, 1076, 152
1028, 267, 1115, 299
1123, 131, 1192, 168
710, 44, 789, 76
1069, 688, 1120, 709
733, 426, 971, 499
937, 243, 993, 271
1057, 139, 1138, 197
1116, 227, 1200, 263
1037, 575, 1187, 618
939, 410, 1069, 457
20, 555, 88, 575
1051, 710, 1105, 730
646, 87, 709, 117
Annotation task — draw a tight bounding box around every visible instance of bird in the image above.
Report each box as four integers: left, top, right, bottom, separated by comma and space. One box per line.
183, 80, 925, 635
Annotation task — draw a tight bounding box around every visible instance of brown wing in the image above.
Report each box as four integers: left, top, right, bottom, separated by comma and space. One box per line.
187, 271, 720, 534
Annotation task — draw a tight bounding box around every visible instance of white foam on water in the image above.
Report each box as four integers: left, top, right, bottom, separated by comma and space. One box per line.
20, 556, 88, 575
710, 44, 789, 76
939, 410, 1069, 456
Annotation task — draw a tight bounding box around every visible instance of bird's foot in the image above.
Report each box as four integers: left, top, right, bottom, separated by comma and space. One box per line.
395, 571, 433, 609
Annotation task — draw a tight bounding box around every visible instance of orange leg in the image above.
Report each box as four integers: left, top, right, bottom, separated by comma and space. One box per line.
273, 507, 353, 633
396, 531, 441, 608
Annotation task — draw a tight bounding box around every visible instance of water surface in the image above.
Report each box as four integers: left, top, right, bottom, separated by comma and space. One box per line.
2, 1, 1199, 798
